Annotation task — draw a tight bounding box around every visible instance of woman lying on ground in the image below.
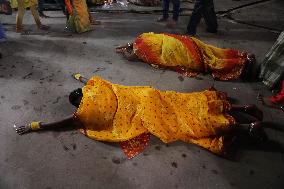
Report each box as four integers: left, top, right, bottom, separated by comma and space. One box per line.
14, 75, 265, 158
116, 32, 255, 81
10, 0, 49, 33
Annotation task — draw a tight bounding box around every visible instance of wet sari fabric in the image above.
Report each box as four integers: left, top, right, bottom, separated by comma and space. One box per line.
133, 33, 248, 80
75, 76, 235, 156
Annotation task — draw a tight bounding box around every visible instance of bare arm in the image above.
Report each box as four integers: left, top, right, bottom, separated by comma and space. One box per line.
14, 115, 76, 135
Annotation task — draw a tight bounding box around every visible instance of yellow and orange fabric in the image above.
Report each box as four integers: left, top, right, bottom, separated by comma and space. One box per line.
65, 0, 91, 33
133, 33, 248, 80
75, 76, 236, 157
10, 0, 37, 8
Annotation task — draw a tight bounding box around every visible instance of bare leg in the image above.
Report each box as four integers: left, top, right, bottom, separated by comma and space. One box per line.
30, 5, 49, 30
16, 0, 25, 33
14, 115, 76, 135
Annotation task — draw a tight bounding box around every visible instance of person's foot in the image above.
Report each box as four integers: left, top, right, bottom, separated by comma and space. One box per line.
14, 124, 32, 135
248, 121, 267, 142
38, 24, 50, 31
16, 26, 22, 33
166, 19, 177, 28
157, 17, 168, 22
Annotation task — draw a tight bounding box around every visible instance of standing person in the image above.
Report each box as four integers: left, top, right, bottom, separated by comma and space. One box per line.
38, 0, 48, 17
186, 0, 218, 35
65, 0, 91, 33
157, 0, 180, 28
258, 31, 284, 111
258, 31, 284, 90
10, 0, 49, 32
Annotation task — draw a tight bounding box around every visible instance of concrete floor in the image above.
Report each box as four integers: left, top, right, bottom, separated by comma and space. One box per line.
0, 0, 284, 188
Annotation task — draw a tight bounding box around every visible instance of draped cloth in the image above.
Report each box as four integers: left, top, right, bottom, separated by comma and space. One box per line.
259, 31, 284, 89
133, 33, 249, 81
75, 76, 236, 157
65, 0, 91, 33
9, 0, 37, 8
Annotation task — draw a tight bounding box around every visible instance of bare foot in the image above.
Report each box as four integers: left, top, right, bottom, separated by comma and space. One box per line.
14, 124, 31, 135
16, 27, 22, 33
248, 121, 267, 142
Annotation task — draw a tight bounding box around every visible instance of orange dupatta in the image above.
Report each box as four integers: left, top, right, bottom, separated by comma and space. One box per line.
133, 33, 249, 80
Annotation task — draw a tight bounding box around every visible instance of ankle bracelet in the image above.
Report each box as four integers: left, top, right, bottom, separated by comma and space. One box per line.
30, 121, 41, 131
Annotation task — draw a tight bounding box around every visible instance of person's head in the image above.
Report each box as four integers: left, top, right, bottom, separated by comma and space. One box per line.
69, 88, 83, 108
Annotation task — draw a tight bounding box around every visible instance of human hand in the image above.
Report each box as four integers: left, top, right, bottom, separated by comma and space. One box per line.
14, 124, 32, 135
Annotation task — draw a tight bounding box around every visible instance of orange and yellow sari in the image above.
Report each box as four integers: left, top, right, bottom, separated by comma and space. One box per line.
133, 33, 249, 80
75, 76, 236, 158
65, 0, 91, 33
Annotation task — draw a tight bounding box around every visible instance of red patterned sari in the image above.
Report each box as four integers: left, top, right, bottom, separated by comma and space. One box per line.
133, 33, 250, 80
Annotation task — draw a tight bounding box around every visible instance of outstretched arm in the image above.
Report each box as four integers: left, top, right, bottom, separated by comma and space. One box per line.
14, 115, 76, 135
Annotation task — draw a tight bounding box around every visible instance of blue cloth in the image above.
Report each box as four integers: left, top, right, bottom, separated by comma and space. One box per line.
187, 0, 217, 35
162, 0, 180, 21
0, 23, 6, 39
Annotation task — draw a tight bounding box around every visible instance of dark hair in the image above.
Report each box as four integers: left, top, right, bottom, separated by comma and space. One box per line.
69, 88, 83, 108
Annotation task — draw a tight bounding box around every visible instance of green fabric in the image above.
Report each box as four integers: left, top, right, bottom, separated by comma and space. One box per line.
66, 3, 91, 34
259, 31, 284, 89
